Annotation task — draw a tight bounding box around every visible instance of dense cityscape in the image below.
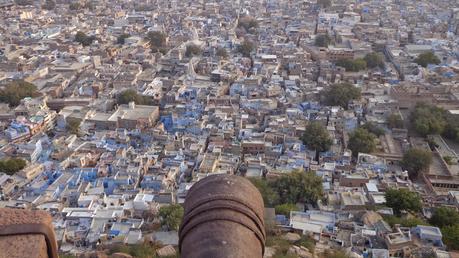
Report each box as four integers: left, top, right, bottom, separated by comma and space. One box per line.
0, 0, 459, 257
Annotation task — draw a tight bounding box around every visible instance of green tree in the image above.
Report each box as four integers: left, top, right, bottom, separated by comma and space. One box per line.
411, 103, 447, 136
301, 122, 332, 161
66, 119, 81, 135
317, 0, 332, 8
408, 31, 415, 43
0, 80, 38, 107
117, 89, 151, 105
383, 215, 430, 228
351, 58, 367, 71
429, 207, 459, 228
315, 34, 331, 47
117, 89, 139, 104
15, 0, 32, 6
185, 43, 202, 58
443, 122, 459, 142
271, 170, 323, 204
361, 122, 385, 137
442, 224, 459, 250
74, 31, 96, 47
238, 40, 255, 57
42, 0, 56, 10
322, 83, 361, 109
146, 31, 167, 53
69, 2, 81, 10
415, 51, 441, 68
84, 1, 94, 11
158, 204, 184, 231
387, 114, 404, 129
116, 33, 130, 45
216, 47, 228, 59
348, 128, 377, 157
385, 188, 422, 215
364, 52, 385, 69
427, 136, 439, 150
249, 178, 279, 207
401, 148, 432, 179
75, 31, 87, 44
0, 158, 27, 175
444, 156, 454, 165
336, 58, 367, 72
274, 203, 299, 217
237, 16, 258, 32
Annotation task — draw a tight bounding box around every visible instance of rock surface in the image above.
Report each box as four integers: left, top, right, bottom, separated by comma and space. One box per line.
157, 245, 176, 257
263, 246, 277, 258
111, 253, 133, 258
282, 232, 302, 242
288, 245, 313, 258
